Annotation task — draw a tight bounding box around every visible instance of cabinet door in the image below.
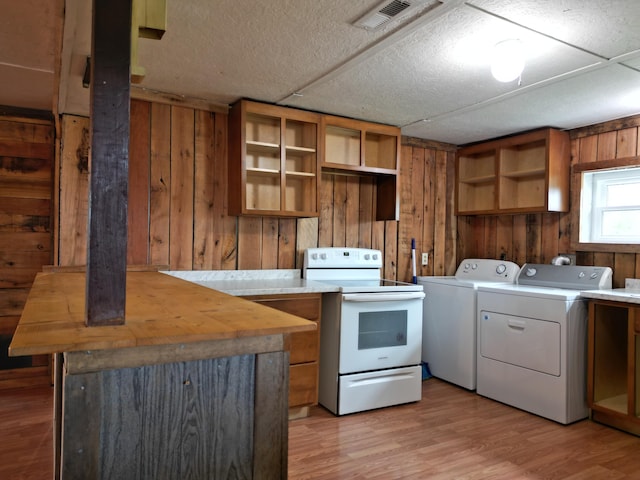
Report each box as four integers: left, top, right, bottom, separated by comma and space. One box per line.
229, 100, 320, 217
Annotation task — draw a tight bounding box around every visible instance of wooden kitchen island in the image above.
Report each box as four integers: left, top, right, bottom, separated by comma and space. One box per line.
9, 271, 316, 480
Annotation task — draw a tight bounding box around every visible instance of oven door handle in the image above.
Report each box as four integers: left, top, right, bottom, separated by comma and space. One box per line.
342, 292, 425, 302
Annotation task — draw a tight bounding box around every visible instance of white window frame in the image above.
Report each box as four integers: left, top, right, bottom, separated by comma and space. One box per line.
580, 166, 640, 244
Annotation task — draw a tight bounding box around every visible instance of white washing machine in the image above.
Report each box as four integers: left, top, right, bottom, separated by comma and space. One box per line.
476, 263, 612, 424
417, 259, 520, 390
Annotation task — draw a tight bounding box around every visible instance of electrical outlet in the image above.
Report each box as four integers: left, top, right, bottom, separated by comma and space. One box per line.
421, 253, 429, 266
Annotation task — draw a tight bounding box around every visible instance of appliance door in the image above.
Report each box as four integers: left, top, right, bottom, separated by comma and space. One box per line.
339, 292, 424, 373
338, 365, 422, 415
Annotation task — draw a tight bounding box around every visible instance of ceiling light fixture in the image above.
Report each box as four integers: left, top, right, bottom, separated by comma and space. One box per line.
490, 39, 525, 83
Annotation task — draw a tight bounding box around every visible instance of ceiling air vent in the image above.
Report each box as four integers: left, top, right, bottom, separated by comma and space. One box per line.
353, 0, 415, 30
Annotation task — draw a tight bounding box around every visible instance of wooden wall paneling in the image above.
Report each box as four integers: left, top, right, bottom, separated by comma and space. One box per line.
422, 149, 436, 276
0, 119, 53, 144
332, 175, 347, 247
295, 217, 318, 268
636, 255, 640, 278
213, 112, 237, 270
577, 135, 598, 164
614, 253, 636, 289
0, 289, 28, 317
0, 233, 51, 288
496, 216, 513, 262
345, 176, 360, 247
442, 151, 457, 275
128, 100, 151, 265
168, 106, 195, 269
277, 218, 296, 269
357, 177, 374, 249
238, 217, 262, 269
193, 110, 216, 270
398, 145, 422, 281
261, 218, 279, 269
525, 214, 542, 263
58, 115, 89, 266
596, 131, 618, 161
455, 217, 471, 261
540, 213, 560, 263
384, 220, 398, 281
0, 316, 19, 336
593, 252, 614, 270
558, 211, 571, 256
149, 103, 172, 266
318, 173, 333, 247
483, 216, 498, 260
512, 214, 527, 266
616, 127, 638, 158
433, 150, 448, 275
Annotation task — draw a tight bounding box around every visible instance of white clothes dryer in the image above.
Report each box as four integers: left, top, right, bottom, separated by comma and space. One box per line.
476, 263, 612, 424
417, 259, 520, 390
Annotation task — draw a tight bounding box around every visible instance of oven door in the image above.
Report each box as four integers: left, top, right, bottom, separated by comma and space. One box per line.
339, 292, 424, 374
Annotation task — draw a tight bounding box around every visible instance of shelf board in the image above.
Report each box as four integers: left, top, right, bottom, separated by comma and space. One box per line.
594, 394, 628, 414
501, 168, 546, 179
286, 145, 316, 154
247, 167, 280, 175
285, 171, 316, 177
459, 174, 495, 185
247, 140, 280, 151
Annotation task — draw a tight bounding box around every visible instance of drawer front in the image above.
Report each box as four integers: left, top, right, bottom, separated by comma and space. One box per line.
289, 363, 318, 407
290, 328, 319, 364
248, 295, 321, 321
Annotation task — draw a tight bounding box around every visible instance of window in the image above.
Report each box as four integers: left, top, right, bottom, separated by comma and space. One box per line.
580, 167, 640, 243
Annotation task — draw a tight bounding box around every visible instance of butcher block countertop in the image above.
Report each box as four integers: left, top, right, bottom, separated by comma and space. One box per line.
9, 271, 317, 357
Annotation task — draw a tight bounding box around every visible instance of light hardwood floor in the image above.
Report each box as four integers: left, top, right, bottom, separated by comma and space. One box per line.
3, 378, 640, 479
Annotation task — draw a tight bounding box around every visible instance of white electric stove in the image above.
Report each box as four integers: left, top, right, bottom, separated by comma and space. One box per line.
304, 247, 424, 415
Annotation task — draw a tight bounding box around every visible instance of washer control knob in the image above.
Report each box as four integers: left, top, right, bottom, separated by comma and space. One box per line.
579, 271, 586, 278
464, 263, 470, 270
590, 272, 599, 279
496, 264, 507, 274
526, 268, 537, 277
471, 263, 478, 270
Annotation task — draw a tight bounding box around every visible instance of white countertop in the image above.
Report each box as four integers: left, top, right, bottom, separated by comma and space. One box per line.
581, 278, 640, 304
161, 269, 339, 296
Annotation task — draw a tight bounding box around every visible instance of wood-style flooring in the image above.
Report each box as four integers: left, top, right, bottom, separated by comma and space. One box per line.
3, 378, 640, 479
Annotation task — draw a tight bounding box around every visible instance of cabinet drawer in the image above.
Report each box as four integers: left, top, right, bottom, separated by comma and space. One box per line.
290, 328, 319, 364
289, 363, 318, 407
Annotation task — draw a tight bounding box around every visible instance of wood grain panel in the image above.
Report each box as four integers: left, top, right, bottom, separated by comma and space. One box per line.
597, 131, 617, 161
278, 218, 296, 269
616, 127, 638, 158
318, 173, 333, 247
345, 176, 360, 247
422, 149, 436, 275
332, 175, 347, 247
261, 217, 278, 269
358, 177, 374, 248
193, 110, 216, 270
169, 106, 195, 269
238, 216, 262, 269
58, 115, 89, 266
149, 102, 171, 266
127, 99, 151, 265
0, 119, 53, 144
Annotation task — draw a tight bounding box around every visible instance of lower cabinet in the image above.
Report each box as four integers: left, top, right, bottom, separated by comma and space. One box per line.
587, 299, 640, 436
244, 293, 321, 418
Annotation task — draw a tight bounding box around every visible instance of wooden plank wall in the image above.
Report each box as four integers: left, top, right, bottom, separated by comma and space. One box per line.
0, 116, 53, 385
56, 99, 640, 290
57, 99, 457, 282
456, 116, 640, 288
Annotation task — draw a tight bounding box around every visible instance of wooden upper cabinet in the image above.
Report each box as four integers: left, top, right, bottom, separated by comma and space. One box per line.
455, 128, 570, 215
228, 100, 320, 217
321, 115, 401, 221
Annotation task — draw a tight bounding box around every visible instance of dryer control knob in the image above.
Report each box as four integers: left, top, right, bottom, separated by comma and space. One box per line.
464, 263, 470, 270
579, 271, 586, 278
590, 272, 598, 279
525, 267, 537, 277
496, 264, 507, 274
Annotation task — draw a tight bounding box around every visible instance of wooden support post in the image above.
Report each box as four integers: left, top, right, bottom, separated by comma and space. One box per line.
85, 0, 132, 326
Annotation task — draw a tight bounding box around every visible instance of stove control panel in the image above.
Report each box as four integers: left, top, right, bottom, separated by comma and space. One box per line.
304, 247, 382, 270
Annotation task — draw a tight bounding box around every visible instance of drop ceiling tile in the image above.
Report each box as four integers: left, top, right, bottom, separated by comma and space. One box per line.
469, 0, 640, 59
403, 63, 640, 144
285, 5, 603, 127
